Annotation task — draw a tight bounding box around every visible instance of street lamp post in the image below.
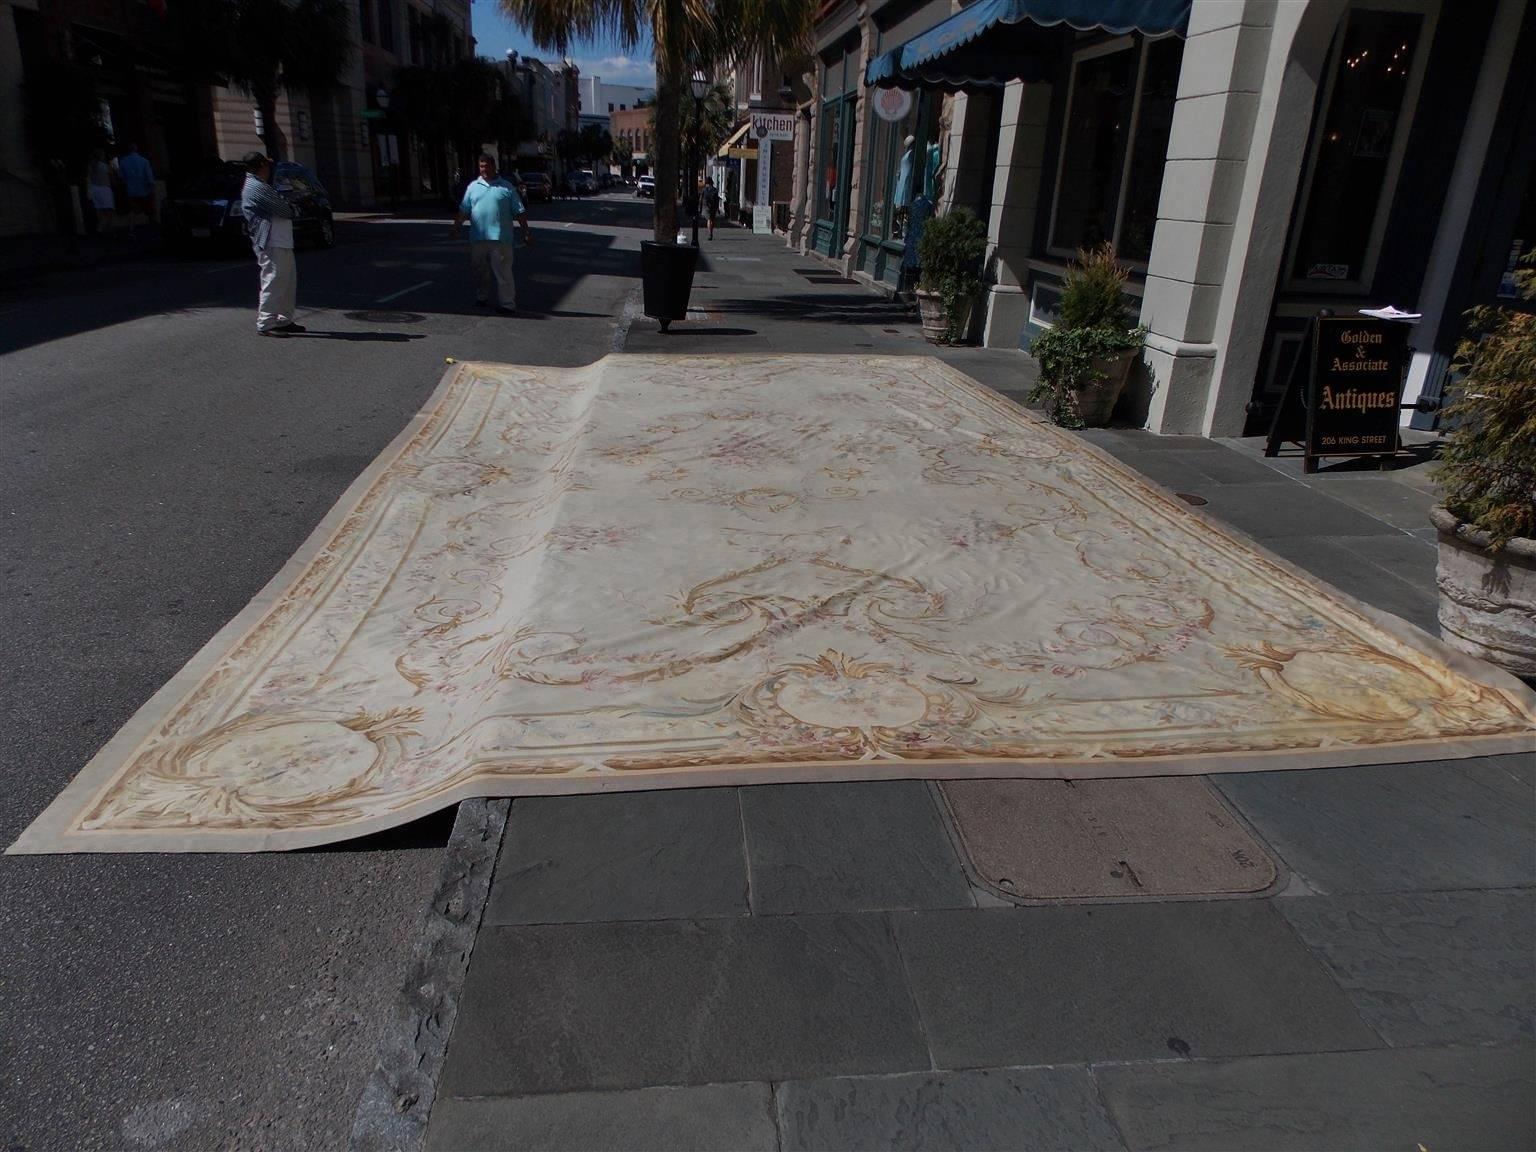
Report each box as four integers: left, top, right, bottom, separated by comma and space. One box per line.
688, 70, 709, 246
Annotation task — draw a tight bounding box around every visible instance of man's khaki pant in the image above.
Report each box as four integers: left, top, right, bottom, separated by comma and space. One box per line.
256, 246, 297, 332
470, 240, 516, 308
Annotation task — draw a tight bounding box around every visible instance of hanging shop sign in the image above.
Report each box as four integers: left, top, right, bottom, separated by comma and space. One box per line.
750, 111, 796, 141
873, 87, 914, 122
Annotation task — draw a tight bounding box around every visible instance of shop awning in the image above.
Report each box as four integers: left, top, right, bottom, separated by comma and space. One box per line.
866, 0, 1190, 90
717, 122, 755, 158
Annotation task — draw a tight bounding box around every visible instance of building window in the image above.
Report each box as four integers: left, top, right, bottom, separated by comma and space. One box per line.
359, 0, 375, 44
608, 102, 615, 112
1048, 36, 1182, 262
407, 8, 423, 65
1288, 8, 1428, 287
863, 91, 941, 244
816, 97, 846, 222
377, 0, 395, 52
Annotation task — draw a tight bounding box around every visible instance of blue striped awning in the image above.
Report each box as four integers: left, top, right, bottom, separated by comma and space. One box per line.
866, 0, 1190, 90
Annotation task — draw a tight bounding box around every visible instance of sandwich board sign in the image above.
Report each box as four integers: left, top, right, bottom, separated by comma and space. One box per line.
1265, 312, 1410, 472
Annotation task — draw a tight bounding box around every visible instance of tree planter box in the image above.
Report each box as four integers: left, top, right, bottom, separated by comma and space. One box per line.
1431, 505, 1536, 679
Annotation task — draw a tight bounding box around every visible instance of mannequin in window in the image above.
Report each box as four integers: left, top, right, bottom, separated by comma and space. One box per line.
892, 134, 916, 240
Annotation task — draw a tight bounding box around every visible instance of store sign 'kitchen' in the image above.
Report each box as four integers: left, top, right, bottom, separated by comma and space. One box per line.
1307, 317, 1409, 458
750, 112, 796, 141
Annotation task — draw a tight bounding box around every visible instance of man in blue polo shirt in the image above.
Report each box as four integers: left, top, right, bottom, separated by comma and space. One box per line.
453, 153, 533, 314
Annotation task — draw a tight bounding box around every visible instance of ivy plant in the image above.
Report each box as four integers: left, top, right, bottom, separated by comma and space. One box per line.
1027, 243, 1144, 427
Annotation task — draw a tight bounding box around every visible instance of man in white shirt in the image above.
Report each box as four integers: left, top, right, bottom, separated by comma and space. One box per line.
239, 152, 302, 337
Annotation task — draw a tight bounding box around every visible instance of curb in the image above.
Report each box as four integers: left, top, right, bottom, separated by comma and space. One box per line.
348, 797, 510, 1152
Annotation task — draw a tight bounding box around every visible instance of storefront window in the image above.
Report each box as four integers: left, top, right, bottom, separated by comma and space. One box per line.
862, 90, 943, 245
817, 99, 843, 222
1049, 37, 1183, 261
1290, 10, 1424, 283
1118, 38, 1180, 262
1051, 44, 1136, 252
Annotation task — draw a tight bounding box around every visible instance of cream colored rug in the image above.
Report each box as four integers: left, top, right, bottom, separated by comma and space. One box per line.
13, 355, 1534, 852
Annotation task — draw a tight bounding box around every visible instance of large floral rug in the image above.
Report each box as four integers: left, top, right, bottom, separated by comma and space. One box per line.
13, 356, 1534, 852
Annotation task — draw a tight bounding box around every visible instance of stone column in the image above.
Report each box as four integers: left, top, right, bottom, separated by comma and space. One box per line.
1138, 0, 1279, 433
837, 3, 874, 275
796, 67, 823, 253
982, 80, 1053, 348
787, 97, 812, 249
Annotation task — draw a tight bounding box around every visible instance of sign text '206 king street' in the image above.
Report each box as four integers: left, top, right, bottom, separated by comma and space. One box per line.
1308, 317, 1409, 457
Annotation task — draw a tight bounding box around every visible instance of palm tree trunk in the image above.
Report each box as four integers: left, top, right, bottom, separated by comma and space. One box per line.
651, 73, 681, 244
256, 85, 282, 161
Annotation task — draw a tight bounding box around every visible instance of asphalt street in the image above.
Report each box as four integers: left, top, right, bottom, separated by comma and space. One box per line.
0, 192, 650, 1150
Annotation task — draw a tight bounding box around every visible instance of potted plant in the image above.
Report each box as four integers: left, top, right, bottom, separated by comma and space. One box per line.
915, 207, 987, 345
1430, 254, 1536, 678
1027, 244, 1145, 428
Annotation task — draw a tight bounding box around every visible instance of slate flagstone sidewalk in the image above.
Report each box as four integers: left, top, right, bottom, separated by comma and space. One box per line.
416, 226, 1535, 1152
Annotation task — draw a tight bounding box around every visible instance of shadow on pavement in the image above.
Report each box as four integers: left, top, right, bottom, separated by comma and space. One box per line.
0, 201, 648, 357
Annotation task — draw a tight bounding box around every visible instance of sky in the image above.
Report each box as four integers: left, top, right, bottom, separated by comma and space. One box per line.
472, 3, 657, 89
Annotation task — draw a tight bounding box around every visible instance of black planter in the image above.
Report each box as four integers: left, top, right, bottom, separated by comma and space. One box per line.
640, 240, 699, 332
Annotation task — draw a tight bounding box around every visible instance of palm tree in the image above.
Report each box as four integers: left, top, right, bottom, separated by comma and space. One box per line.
498, 0, 810, 243
176, 0, 352, 162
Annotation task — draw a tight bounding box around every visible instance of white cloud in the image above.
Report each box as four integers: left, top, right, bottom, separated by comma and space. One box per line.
574, 54, 656, 89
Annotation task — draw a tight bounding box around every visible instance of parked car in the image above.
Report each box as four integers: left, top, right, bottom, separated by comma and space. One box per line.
636, 175, 655, 198
163, 160, 335, 252
519, 171, 553, 202
571, 170, 598, 195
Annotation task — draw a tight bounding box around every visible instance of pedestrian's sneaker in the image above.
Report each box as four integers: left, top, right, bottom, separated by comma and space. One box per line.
275, 322, 306, 333
497, 305, 516, 316
475, 298, 489, 307
258, 329, 290, 338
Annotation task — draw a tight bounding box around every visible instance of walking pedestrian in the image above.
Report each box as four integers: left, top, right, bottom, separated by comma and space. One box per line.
115, 142, 155, 238
239, 152, 303, 337
453, 153, 532, 315
703, 176, 720, 240
87, 149, 116, 237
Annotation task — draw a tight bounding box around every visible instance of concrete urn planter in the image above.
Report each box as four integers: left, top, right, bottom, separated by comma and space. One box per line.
1076, 347, 1140, 427
916, 289, 975, 345
1430, 505, 1536, 678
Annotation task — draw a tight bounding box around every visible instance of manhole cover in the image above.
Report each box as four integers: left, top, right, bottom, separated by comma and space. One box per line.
343, 310, 426, 324
1175, 492, 1208, 506
939, 777, 1282, 903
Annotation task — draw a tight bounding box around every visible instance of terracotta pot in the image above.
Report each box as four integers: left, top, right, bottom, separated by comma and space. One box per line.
1076, 347, 1139, 427
915, 289, 975, 345
1430, 505, 1536, 678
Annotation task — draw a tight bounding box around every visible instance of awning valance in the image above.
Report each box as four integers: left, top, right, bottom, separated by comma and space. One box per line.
866, 0, 1190, 91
